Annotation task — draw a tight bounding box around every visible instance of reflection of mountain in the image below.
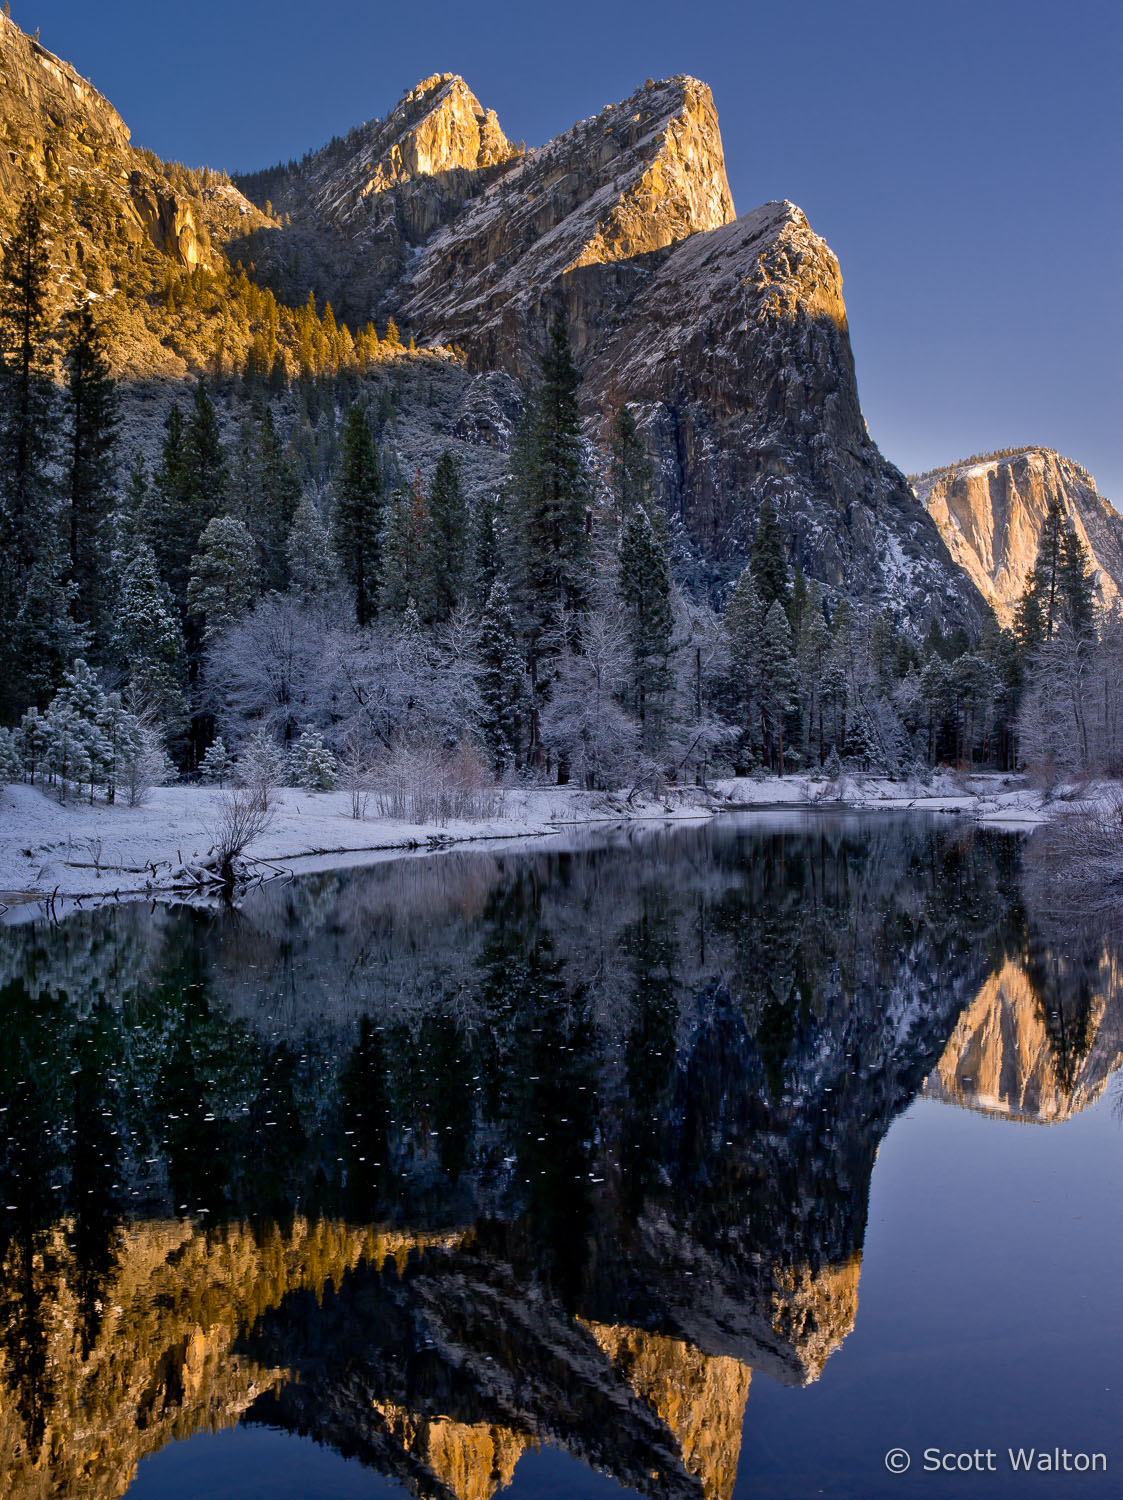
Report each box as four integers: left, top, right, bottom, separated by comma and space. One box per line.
925, 954, 1123, 1122
0, 815, 1119, 1497
0, 1218, 459, 1500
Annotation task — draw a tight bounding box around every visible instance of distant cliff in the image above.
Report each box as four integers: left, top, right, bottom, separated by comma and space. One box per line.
915, 449, 1123, 626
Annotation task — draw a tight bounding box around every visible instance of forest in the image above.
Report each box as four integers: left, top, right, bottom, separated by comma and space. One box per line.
0, 188, 1118, 810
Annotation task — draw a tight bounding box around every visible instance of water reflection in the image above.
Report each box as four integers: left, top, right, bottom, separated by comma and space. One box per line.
0, 814, 1119, 1499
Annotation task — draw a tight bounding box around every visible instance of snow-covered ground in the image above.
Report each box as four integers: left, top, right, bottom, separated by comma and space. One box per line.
0, 781, 716, 905
0, 771, 1101, 911
713, 770, 1057, 829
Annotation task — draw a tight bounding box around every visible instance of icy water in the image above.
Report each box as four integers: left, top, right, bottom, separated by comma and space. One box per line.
0, 812, 1120, 1500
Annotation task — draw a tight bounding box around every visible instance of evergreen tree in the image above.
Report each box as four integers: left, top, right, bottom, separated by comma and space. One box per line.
426, 450, 469, 620
289, 725, 337, 790
230, 406, 300, 590
0, 190, 74, 717
111, 544, 189, 743
508, 314, 591, 753
1059, 526, 1095, 640
797, 582, 831, 765
186, 516, 260, 642
153, 380, 228, 606
199, 737, 232, 785
95, 691, 145, 804
333, 401, 382, 626
750, 499, 790, 615
477, 580, 525, 771
64, 305, 119, 640
378, 475, 430, 619
619, 503, 674, 748
723, 567, 763, 767
471, 494, 504, 607
610, 404, 653, 523
757, 600, 799, 771
286, 496, 341, 605
1015, 501, 1066, 648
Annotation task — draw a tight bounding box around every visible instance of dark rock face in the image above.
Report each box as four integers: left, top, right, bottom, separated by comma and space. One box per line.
248, 72, 979, 622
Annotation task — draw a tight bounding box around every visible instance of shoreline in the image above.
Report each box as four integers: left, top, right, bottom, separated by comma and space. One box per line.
0, 771, 1082, 915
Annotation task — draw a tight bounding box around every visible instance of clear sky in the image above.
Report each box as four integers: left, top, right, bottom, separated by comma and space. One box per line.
16, 0, 1122, 498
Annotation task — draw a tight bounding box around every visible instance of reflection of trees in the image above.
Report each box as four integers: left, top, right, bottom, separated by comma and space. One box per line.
0, 814, 1120, 1489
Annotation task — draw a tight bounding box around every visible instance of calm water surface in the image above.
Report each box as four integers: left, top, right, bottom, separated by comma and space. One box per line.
0, 813, 1120, 1499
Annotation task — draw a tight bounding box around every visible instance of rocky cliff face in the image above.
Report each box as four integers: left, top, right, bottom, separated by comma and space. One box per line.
240, 72, 977, 621
915, 450, 1123, 626
0, 13, 266, 274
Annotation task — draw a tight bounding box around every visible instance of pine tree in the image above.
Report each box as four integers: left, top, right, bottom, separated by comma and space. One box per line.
288, 725, 337, 790
154, 381, 228, 606
378, 473, 430, 618
111, 544, 189, 743
1059, 526, 1095, 640
508, 314, 591, 753
0, 726, 21, 781
64, 305, 119, 640
610, 404, 654, 523
797, 582, 831, 765
230, 406, 300, 590
286, 496, 341, 605
199, 737, 233, 785
477, 580, 525, 771
723, 566, 763, 765
0, 190, 75, 717
333, 401, 382, 626
757, 600, 799, 771
471, 494, 504, 607
186, 516, 260, 642
1015, 501, 1066, 648
619, 503, 674, 748
426, 450, 469, 620
750, 499, 790, 615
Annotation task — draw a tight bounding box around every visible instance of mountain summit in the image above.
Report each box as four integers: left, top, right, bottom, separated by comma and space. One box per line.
239, 73, 974, 620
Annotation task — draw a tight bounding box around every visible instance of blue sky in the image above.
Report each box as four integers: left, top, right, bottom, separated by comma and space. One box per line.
17, 0, 1122, 498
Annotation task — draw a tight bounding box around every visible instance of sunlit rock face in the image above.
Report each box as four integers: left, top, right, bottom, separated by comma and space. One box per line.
245, 73, 976, 621
276, 73, 517, 239
915, 450, 1123, 626
925, 954, 1123, 1123
0, 12, 266, 278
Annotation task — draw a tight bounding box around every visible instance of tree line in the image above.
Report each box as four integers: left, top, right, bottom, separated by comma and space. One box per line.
0, 188, 1115, 802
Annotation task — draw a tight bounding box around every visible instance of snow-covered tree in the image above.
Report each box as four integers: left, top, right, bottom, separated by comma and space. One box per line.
476, 580, 525, 771
0, 726, 21, 782
205, 594, 332, 745
96, 692, 146, 804
286, 495, 341, 606
187, 514, 260, 642
237, 728, 287, 807
757, 600, 799, 771
199, 737, 233, 785
111, 544, 189, 744
539, 607, 636, 788
289, 725, 338, 790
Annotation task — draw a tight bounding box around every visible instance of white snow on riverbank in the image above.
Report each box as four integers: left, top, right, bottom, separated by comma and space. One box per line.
0, 770, 1107, 910
0, 781, 715, 905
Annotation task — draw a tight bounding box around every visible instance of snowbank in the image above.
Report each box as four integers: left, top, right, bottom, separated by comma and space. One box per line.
0, 781, 714, 906
2, 772, 1111, 912
713, 770, 1052, 827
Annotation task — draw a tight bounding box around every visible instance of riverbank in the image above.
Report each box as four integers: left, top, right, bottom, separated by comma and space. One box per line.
0, 770, 1095, 908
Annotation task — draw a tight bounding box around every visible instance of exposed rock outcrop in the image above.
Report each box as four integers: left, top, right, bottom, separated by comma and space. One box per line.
242, 72, 978, 621
915, 449, 1123, 626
